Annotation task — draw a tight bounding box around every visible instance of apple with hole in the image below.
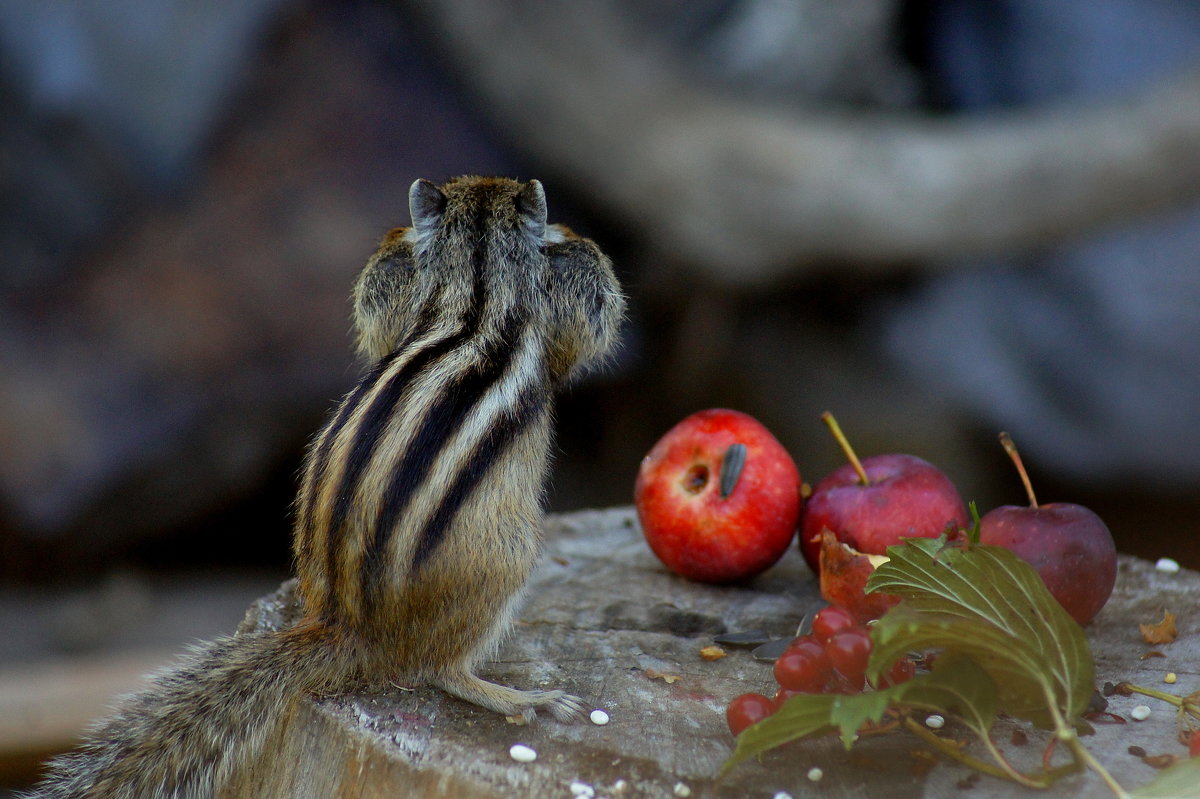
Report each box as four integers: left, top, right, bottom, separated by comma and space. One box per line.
799, 413, 969, 572
635, 409, 802, 583
979, 433, 1116, 625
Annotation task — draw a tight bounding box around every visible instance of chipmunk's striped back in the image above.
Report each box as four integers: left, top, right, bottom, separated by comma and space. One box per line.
295, 257, 554, 632
292, 177, 622, 685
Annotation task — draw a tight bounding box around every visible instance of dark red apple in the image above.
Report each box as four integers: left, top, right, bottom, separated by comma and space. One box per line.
635, 409, 802, 583
799, 413, 968, 572
979, 433, 1116, 625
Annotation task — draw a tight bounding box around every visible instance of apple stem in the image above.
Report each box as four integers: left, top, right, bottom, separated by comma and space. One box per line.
719, 443, 748, 500
821, 412, 870, 485
999, 432, 1039, 509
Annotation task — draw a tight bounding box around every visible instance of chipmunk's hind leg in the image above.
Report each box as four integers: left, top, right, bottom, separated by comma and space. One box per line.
432, 668, 586, 723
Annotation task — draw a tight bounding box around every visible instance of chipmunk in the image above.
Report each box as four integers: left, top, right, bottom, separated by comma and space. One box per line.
30, 175, 624, 798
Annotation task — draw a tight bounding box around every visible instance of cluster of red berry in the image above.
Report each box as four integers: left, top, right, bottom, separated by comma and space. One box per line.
726, 605, 917, 736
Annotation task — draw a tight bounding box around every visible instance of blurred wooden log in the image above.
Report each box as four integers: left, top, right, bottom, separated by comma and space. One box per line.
221, 507, 1200, 798
416, 0, 1200, 287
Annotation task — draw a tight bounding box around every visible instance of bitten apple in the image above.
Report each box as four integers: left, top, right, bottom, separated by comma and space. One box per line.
979, 433, 1116, 625
817, 530, 900, 623
635, 409, 801, 583
799, 413, 968, 572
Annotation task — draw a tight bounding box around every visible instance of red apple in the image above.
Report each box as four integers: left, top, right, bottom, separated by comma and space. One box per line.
979, 433, 1116, 625
635, 409, 801, 583
799, 413, 968, 572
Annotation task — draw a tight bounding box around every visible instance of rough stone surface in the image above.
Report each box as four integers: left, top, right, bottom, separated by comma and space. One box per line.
227, 507, 1200, 798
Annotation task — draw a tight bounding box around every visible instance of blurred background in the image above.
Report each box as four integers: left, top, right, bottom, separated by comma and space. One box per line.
2, 0, 1199, 786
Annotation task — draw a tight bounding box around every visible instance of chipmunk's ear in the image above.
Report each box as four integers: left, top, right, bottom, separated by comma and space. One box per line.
409, 179, 446, 230
516, 179, 547, 239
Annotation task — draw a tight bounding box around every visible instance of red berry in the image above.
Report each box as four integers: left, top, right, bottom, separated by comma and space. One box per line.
726, 692, 775, 736
812, 605, 857, 643
826, 627, 873, 688
774, 647, 832, 693
785, 634, 827, 660
825, 669, 864, 695
774, 687, 801, 708
872, 656, 916, 689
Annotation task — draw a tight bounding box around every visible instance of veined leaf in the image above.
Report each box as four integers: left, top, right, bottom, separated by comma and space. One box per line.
895, 653, 999, 739
828, 687, 894, 748
865, 541, 1093, 728
721, 693, 838, 775
723, 657, 999, 774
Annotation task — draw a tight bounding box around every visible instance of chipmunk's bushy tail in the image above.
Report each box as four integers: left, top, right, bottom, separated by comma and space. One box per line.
28, 620, 349, 799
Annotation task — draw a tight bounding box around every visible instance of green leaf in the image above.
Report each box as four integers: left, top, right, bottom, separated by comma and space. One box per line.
902, 535, 947, 558
894, 653, 999, 739
1130, 754, 1200, 798
828, 688, 894, 748
723, 657, 998, 775
721, 693, 838, 775
965, 501, 982, 546
865, 541, 1093, 728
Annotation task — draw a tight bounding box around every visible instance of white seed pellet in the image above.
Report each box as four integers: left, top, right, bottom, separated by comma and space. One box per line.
590, 709, 611, 725
807, 767, 824, 782
773, 792, 795, 799
673, 782, 692, 797
1130, 705, 1152, 721
1165, 672, 1178, 684
508, 743, 537, 762
1155, 557, 1181, 574
925, 714, 945, 729
570, 781, 595, 798
611, 779, 628, 793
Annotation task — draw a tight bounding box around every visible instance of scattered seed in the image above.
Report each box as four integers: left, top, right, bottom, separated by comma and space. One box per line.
807, 767, 824, 782
673, 781, 692, 797
570, 781, 595, 798
1085, 711, 1127, 725
773, 792, 794, 799
508, 743, 537, 762
719, 442, 748, 499
712, 629, 772, 647
1130, 705, 1152, 721
1165, 672, 1178, 684
752, 638, 794, 662
589, 709, 610, 725
699, 645, 727, 661
925, 714, 945, 729
612, 779, 628, 793
1128, 745, 1147, 757
1143, 753, 1179, 770
1155, 558, 1181, 573
644, 669, 681, 684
